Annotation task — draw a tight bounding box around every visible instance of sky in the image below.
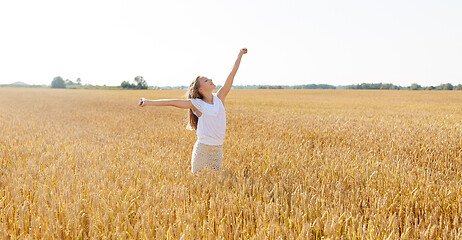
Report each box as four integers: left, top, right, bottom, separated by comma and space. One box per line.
0, 0, 461, 87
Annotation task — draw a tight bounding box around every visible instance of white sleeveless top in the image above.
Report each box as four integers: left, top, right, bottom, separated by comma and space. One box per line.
190, 93, 226, 145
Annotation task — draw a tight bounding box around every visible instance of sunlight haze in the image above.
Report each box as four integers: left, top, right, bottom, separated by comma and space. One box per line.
0, 0, 461, 87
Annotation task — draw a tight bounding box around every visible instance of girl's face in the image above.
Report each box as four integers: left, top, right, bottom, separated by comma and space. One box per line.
198, 76, 215, 94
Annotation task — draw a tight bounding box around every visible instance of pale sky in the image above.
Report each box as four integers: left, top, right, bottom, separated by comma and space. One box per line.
1, 0, 461, 87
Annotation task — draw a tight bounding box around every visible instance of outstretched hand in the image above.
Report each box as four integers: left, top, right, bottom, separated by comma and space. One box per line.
240, 48, 248, 54
139, 98, 146, 107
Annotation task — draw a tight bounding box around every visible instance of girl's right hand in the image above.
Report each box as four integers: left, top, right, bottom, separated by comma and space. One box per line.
240, 48, 248, 54
139, 98, 146, 107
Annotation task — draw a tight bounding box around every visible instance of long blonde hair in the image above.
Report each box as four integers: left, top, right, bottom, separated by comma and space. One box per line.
186, 76, 203, 130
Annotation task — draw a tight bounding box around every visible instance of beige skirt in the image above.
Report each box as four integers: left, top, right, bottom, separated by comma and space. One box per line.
191, 141, 223, 173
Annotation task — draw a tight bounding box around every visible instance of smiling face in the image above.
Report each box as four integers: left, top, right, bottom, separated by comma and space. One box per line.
198, 76, 215, 94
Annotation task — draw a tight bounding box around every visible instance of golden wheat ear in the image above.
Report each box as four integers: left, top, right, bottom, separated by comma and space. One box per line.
2, 88, 460, 239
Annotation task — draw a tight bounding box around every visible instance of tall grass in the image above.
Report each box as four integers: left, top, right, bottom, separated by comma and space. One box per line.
1, 88, 461, 238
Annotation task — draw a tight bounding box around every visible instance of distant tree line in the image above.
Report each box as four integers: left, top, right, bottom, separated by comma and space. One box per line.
226, 84, 336, 89
293, 84, 336, 89
406, 83, 461, 90
47, 77, 462, 91
150, 83, 461, 90
51, 76, 82, 88
121, 76, 148, 89
346, 82, 462, 90
50, 76, 149, 89
346, 83, 402, 90
258, 84, 336, 89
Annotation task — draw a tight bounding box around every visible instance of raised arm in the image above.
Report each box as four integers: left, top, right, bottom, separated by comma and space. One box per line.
217, 48, 247, 103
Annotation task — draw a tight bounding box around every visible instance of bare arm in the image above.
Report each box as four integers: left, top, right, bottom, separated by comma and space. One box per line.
217, 48, 247, 103
139, 98, 201, 114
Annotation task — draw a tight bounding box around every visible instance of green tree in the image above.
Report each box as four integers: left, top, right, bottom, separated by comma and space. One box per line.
134, 76, 148, 89
51, 76, 66, 88
410, 83, 421, 90
65, 79, 74, 86
436, 83, 452, 90
442, 83, 453, 90
121, 81, 135, 89
76, 78, 82, 85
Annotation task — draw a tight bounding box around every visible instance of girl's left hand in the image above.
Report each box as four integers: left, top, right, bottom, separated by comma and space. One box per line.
240, 48, 248, 54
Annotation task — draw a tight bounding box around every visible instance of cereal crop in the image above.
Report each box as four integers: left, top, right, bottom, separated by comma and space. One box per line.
1, 88, 461, 239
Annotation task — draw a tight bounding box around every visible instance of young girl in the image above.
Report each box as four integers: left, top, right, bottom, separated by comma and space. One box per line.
139, 48, 247, 173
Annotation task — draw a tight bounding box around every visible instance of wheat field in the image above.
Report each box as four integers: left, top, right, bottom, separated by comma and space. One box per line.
0, 88, 461, 239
